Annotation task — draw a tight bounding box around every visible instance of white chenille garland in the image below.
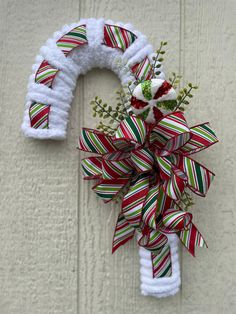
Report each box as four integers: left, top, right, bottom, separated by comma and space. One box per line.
22, 18, 181, 297
139, 235, 181, 297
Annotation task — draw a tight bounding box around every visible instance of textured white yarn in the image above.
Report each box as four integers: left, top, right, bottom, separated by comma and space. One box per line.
139, 235, 181, 298
22, 18, 157, 139
22, 18, 181, 297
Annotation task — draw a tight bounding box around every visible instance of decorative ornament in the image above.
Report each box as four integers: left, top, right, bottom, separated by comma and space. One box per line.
22, 18, 218, 298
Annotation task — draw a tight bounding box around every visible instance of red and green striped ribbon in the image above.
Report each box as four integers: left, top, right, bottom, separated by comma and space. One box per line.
150, 111, 191, 154
138, 226, 168, 253
103, 24, 137, 51
131, 147, 154, 173
102, 158, 133, 179
180, 156, 215, 197
142, 184, 160, 229
112, 212, 135, 253
81, 156, 102, 179
162, 171, 187, 200
35, 60, 58, 88
131, 57, 153, 81
115, 115, 147, 145
158, 208, 193, 233
78, 128, 118, 154
92, 178, 130, 203
57, 25, 87, 56
151, 246, 172, 278
179, 223, 207, 256
29, 103, 50, 129
177, 122, 218, 155
122, 173, 149, 228
155, 155, 172, 180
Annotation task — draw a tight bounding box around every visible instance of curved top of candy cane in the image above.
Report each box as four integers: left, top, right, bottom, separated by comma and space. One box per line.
22, 18, 165, 140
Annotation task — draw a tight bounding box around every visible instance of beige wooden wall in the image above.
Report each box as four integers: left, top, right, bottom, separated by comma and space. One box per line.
0, 0, 235, 313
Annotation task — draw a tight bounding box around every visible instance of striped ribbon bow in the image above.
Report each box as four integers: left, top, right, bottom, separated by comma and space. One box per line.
78, 111, 218, 278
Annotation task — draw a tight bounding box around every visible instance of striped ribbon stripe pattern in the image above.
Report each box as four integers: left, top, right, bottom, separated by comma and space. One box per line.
151, 246, 172, 278
142, 184, 159, 229
102, 158, 133, 179
155, 155, 172, 180
103, 24, 137, 51
150, 112, 191, 153
162, 171, 186, 200
182, 156, 215, 196
122, 173, 149, 228
112, 212, 135, 253
131, 57, 153, 81
57, 25, 87, 56
79, 129, 117, 154
35, 60, 58, 88
139, 229, 168, 253
81, 157, 102, 179
177, 122, 218, 155
162, 209, 192, 233
156, 187, 175, 214
29, 103, 50, 129
179, 223, 207, 256
93, 178, 130, 202
131, 148, 154, 172
115, 115, 146, 145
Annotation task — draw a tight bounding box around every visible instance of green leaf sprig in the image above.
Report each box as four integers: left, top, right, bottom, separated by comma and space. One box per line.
151, 41, 167, 77
90, 91, 130, 135
175, 83, 198, 111
169, 72, 182, 89
177, 191, 195, 211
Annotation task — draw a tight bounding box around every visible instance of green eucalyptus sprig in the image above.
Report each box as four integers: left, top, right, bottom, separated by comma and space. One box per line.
151, 41, 167, 77
90, 96, 128, 123
175, 83, 198, 111
169, 72, 182, 90
97, 121, 117, 136
177, 191, 195, 211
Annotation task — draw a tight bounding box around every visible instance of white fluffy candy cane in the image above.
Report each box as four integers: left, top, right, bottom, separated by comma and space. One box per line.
22, 18, 181, 297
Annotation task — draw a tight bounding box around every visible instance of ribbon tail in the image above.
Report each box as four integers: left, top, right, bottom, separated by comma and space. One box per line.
93, 178, 130, 203
179, 223, 207, 256
177, 122, 218, 156
112, 212, 135, 254
151, 245, 172, 278
181, 156, 215, 197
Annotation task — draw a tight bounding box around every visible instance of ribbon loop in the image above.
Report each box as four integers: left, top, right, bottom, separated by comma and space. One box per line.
79, 128, 117, 154
102, 158, 133, 179
150, 112, 191, 154
81, 156, 102, 179
93, 178, 130, 203
162, 209, 192, 232
115, 115, 147, 145
131, 147, 154, 173
138, 228, 168, 253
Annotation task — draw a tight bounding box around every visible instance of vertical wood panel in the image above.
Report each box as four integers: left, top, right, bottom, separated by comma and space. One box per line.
78, 1, 181, 313
0, 1, 81, 313
0, 0, 235, 313
181, 1, 236, 313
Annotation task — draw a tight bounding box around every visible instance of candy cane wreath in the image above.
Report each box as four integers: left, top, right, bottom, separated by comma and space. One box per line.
22, 18, 218, 298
